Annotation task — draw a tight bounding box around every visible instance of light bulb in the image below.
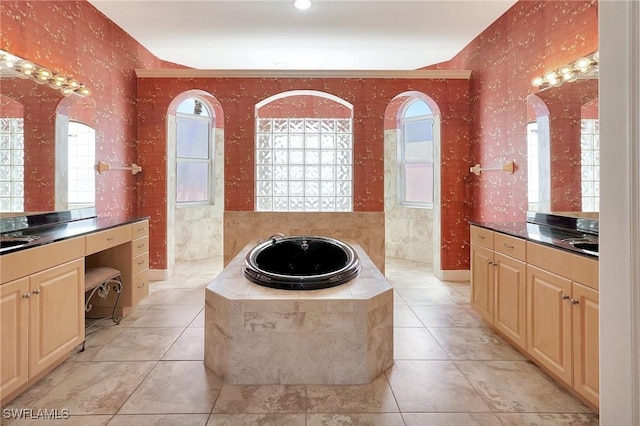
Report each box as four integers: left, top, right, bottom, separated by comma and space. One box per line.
531, 76, 544, 87
294, 0, 311, 10
544, 71, 558, 85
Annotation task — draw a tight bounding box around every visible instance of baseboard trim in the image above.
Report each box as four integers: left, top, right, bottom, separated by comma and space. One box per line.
149, 269, 168, 281
437, 269, 470, 282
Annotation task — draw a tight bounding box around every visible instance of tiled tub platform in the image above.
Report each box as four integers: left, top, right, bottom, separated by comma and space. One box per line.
204, 242, 393, 385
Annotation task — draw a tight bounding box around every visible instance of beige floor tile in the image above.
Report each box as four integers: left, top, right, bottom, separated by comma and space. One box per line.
108, 414, 210, 425
307, 413, 405, 426
385, 360, 491, 413
393, 305, 424, 327
207, 414, 305, 426
495, 413, 600, 425
167, 288, 207, 305
30, 361, 156, 415
429, 327, 525, 360
2, 415, 112, 426
128, 304, 203, 328
394, 328, 449, 360
402, 412, 504, 425
138, 288, 176, 305
212, 385, 307, 414
189, 308, 205, 328
392, 290, 407, 306
1, 361, 80, 410
162, 327, 204, 360
395, 287, 470, 306
119, 361, 223, 414
91, 327, 182, 361
306, 376, 399, 413
410, 305, 488, 328
456, 361, 591, 413
71, 324, 125, 362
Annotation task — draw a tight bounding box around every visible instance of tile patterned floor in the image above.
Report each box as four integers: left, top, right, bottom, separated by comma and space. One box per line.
2, 257, 599, 425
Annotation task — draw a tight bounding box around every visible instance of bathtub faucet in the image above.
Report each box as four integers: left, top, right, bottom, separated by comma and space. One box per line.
264, 233, 285, 244
301, 238, 309, 252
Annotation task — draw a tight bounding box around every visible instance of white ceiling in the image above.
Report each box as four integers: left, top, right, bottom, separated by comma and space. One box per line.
88, 0, 517, 71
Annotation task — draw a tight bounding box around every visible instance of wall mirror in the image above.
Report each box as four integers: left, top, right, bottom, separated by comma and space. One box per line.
527, 68, 599, 219
0, 57, 95, 216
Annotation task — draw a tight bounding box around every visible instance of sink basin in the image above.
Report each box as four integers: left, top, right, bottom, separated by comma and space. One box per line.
570, 241, 599, 252
0, 235, 40, 250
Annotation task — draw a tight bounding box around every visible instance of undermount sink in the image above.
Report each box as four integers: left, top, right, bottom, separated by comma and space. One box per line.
0, 235, 40, 250
570, 241, 599, 252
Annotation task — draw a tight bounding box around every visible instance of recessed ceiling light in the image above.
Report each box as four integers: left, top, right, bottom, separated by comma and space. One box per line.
293, 0, 312, 10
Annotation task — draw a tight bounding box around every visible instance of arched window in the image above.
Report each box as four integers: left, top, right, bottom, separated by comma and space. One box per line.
399, 99, 434, 208
255, 91, 353, 212
67, 121, 95, 209
175, 97, 214, 205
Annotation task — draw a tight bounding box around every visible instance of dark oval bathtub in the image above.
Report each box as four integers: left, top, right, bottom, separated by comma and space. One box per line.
242, 236, 360, 290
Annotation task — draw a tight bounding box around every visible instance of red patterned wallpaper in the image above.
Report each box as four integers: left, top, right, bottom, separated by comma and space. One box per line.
137, 77, 470, 269
2, 0, 599, 272
0, 0, 182, 217
444, 0, 598, 223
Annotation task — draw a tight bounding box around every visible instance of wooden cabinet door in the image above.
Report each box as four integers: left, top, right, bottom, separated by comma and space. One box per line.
471, 243, 494, 324
527, 265, 573, 384
494, 253, 527, 350
572, 282, 599, 408
29, 259, 85, 377
0, 278, 29, 397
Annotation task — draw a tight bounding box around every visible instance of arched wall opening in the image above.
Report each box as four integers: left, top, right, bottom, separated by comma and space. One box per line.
384, 91, 442, 273
166, 90, 225, 274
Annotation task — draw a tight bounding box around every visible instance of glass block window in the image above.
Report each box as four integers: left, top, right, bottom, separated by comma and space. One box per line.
581, 118, 599, 211
68, 121, 95, 209
176, 98, 214, 205
0, 117, 24, 212
255, 117, 353, 212
399, 99, 434, 208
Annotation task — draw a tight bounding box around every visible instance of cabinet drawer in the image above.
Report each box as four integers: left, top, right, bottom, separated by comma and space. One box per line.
132, 252, 149, 275
132, 236, 149, 257
1, 237, 85, 284
132, 220, 149, 239
527, 242, 599, 290
495, 233, 526, 261
128, 270, 149, 306
471, 226, 494, 249
85, 225, 132, 255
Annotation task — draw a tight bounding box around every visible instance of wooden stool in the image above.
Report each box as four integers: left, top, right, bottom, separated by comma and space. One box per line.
84, 266, 123, 325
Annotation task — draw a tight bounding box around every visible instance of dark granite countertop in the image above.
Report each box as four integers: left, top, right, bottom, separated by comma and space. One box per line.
0, 212, 149, 256
470, 221, 598, 259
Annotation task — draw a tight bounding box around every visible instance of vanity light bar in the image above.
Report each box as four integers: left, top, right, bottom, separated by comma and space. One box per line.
0, 49, 90, 97
531, 51, 599, 89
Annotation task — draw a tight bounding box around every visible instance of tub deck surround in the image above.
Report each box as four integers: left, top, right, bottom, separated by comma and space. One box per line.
205, 242, 393, 385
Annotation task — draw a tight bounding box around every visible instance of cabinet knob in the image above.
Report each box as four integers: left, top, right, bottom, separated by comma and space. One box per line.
487, 260, 493, 265
561, 294, 570, 300
503, 243, 514, 249
571, 298, 580, 305
32, 289, 41, 295
22, 292, 31, 299
476, 234, 485, 240
106, 236, 117, 241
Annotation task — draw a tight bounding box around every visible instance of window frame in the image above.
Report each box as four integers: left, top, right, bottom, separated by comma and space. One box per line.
175, 101, 215, 207
398, 100, 435, 209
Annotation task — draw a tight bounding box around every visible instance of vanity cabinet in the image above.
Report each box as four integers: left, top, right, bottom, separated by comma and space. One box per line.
85, 220, 149, 317
1, 218, 150, 403
526, 241, 599, 408
470, 225, 599, 409
470, 226, 527, 350
1, 240, 85, 399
